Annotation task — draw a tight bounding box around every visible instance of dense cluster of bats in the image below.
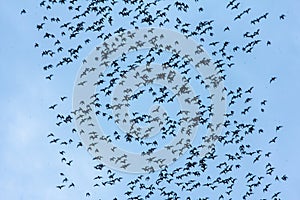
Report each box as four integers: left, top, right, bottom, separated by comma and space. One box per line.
23, 0, 288, 199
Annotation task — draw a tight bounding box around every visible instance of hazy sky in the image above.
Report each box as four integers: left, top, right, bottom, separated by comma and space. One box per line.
0, 0, 300, 199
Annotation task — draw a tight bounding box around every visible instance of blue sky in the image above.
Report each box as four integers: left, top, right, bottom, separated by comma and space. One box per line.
0, 0, 300, 199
